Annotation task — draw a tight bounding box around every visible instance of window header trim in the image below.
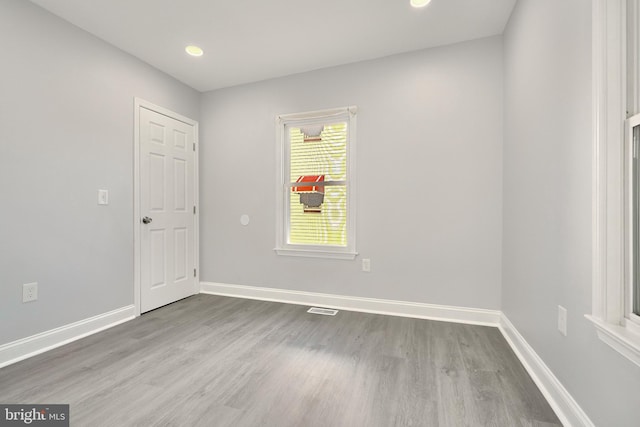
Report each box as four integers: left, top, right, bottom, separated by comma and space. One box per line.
276, 106, 357, 126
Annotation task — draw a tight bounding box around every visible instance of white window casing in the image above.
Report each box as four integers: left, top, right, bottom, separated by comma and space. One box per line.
626, 114, 640, 329
275, 106, 357, 259
588, 0, 640, 367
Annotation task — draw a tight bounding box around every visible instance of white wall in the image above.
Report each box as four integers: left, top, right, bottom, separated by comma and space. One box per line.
200, 36, 504, 309
0, 0, 200, 345
502, 1, 640, 426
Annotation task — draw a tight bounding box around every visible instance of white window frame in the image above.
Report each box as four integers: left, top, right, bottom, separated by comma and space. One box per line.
626, 114, 640, 332
588, 0, 640, 367
274, 106, 357, 260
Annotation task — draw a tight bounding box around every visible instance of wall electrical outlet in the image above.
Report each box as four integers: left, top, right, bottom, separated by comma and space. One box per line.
98, 189, 109, 205
362, 258, 371, 272
558, 305, 567, 336
23, 282, 38, 303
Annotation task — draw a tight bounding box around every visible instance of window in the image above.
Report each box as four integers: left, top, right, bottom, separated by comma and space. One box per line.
628, 114, 640, 329
275, 106, 357, 259
590, 0, 640, 367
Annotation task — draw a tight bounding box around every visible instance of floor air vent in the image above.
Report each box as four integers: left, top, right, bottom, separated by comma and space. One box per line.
307, 307, 339, 316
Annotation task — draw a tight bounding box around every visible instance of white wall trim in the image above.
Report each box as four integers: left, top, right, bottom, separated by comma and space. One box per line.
0, 286, 594, 427
586, 314, 640, 367
274, 106, 357, 259
202, 283, 594, 426
0, 305, 135, 369
200, 282, 501, 326
589, 0, 640, 365
499, 314, 595, 427
591, 0, 627, 324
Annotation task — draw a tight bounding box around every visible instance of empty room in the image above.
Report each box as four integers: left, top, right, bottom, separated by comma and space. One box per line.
0, 0, 639, 425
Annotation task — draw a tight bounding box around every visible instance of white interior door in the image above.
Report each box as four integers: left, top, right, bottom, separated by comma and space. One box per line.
139, 106, 197, 313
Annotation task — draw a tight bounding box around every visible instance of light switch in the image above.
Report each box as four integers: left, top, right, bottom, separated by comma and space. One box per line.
98, 189, 109, 205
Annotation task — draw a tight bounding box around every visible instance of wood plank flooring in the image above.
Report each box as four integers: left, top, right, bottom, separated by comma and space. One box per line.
0, 294, 562, 426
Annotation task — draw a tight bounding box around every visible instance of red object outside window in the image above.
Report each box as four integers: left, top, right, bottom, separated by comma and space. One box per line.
292, 175, 325, 194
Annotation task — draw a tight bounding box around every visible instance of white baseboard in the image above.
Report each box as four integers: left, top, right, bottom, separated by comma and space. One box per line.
0, 286, 593, 427
202, 282, 594, 427
200, 282, 501, 326
499, 314, 594, 427
0, 305, 135, 369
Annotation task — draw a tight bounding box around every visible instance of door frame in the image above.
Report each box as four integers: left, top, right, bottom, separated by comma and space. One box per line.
133, 97, 200, 317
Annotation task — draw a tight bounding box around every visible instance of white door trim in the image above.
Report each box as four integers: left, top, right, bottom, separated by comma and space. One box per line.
134, 98, 199, 317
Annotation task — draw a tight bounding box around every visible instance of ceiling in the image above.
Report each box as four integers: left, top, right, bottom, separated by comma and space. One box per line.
28, 0, 516, 93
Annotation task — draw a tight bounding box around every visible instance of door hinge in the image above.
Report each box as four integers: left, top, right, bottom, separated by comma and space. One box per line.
193, 142, 196, 151
193, 205, 196, 214
194, 268, 197, 277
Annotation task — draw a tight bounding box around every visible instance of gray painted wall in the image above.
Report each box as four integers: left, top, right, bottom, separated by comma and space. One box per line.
502, 1, 640, 426
0, 0, 200, 344
199, 36, 504, 309
4, 1, 632, 424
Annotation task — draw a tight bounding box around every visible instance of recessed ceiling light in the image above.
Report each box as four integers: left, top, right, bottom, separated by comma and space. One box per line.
410, 0, 432, 8
185, 45, 204, 57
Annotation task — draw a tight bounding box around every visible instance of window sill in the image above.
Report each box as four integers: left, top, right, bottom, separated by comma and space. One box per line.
274, 247, 357, 260
585, 315, 640, 368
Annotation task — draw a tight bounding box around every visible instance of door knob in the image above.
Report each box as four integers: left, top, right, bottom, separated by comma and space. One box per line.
142, 216, 153, 224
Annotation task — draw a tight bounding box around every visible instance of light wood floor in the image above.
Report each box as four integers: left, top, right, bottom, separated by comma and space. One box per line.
0, 294, 561, 426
